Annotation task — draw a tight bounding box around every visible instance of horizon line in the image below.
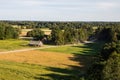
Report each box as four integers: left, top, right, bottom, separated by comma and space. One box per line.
0, 20, 120, 22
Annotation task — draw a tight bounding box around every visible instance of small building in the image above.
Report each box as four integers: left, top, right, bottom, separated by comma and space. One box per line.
29, 40, 43, 47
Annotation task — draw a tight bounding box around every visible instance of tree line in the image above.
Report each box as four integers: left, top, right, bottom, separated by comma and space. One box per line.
85, 27, 120, 80
26, 26, 93, 45
1, 21, 120, 29
50, 27, 91, 45
0, 22, 19, 40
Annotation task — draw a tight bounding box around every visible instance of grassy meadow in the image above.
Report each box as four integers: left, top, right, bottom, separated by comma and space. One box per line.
0, 42, 103, 80
0, 60, 83, 80
40, 42, 104, 55
0, 60, 50, 80
0, 39, 30, 51
0, 50, 92, 80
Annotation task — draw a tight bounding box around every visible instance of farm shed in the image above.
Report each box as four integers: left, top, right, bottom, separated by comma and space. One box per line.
29, 40, 43, 47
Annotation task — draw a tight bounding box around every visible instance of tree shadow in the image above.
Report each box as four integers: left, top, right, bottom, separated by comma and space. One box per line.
34, 56, 94, 80
72, 42, 104, 55
35, 66, 84, 80
34, 42, 103, 80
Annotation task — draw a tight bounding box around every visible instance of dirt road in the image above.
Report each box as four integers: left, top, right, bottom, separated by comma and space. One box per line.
0, 46, 57, 54
0, 42, 87, 54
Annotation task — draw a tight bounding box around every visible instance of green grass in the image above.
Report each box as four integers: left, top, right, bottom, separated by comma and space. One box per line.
0, 39, 30, 51
41, 44, 85, 54
0, 60, 48, 80
0, 42, 103, 80
40, 42, 104, 55
0, 60, 82, 80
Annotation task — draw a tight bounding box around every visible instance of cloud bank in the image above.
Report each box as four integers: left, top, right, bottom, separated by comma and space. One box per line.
0, 0, 120, 21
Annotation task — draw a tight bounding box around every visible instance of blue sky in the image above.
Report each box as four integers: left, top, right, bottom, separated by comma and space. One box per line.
0, 0, 120, 21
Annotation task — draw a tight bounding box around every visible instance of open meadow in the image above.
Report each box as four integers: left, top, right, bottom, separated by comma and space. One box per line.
40, 42, 103, 55
0, 42, 103, 80
0, 39, 31, 51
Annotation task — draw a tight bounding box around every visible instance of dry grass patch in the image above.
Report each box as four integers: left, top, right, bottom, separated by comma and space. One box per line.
0, 50, 81, 68
20, 29, 51, 36
20, 29, 32, 36
0, 48, 95, 80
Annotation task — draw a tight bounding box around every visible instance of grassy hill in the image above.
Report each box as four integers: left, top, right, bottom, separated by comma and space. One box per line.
0, 50, 90, 80
0, 42, 104, 80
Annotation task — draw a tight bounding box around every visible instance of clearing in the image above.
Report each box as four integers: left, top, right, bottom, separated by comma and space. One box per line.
0, 42, 103, 80
0, 50, 92, 80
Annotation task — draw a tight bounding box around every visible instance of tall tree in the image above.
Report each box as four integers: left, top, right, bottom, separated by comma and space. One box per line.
51, 27, 64, 45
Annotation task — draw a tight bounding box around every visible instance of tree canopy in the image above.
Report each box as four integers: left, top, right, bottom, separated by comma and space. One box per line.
27, 29, 44, 40
0, 22, 19, 40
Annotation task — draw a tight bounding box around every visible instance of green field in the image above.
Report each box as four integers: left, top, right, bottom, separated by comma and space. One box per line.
40, 42, 104, 55
0, 60, 83, 80
0, 42, 103, 80
0, 39, 30, 51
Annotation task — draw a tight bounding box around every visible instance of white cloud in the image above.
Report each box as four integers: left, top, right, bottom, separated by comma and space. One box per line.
21, 0, 47, 6
97, 2, 119, 9
0, 0, 120, 21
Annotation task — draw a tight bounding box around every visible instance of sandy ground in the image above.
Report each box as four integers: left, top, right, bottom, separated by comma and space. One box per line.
0, 50, 81, 68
